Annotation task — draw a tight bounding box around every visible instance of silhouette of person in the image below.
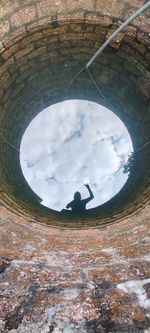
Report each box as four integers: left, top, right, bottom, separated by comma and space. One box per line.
66, 184, 94, 214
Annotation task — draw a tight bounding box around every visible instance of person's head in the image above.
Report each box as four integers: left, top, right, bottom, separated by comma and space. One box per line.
74, 191, 81, 201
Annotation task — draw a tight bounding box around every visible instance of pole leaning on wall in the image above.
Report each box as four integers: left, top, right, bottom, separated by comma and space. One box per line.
86, 1, 150, 69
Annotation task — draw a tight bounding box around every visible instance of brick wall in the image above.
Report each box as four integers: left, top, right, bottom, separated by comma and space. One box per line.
0, 0, 150, 227
0, 1, 150, 331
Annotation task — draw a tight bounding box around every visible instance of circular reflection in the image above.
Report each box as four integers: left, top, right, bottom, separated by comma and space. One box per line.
20, 100, 133, 211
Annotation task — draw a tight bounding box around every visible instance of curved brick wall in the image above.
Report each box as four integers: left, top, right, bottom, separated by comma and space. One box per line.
0, 1, 150, 331
0, 0, 150, 227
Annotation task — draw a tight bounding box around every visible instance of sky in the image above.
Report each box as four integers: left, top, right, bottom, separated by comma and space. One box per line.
20, 100, 133, 211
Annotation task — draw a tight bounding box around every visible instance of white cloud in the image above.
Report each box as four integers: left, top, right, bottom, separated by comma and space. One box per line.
20, 100, 133, 211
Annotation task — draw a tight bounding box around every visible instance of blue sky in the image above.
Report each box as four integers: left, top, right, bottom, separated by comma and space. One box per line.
20, 100, 133, 211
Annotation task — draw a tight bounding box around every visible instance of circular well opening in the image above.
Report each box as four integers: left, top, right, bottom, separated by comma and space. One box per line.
0, 17, 149, 227
20, 99, 133, 214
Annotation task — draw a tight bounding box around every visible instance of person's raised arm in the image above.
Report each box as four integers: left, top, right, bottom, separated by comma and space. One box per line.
84, 184, 94, 203
66, 201, 73, 209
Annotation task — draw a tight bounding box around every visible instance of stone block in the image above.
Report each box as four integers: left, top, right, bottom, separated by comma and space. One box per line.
84, 32, 104, 41
37, 0, 66, 17
81, 24, 94, 32
0, 71, 10, 88
4, 28, 27, 49
137, 32, 150, 46
96, 0, 124, 18
43, 26, 67, 36
0, 41, 5, 56
120, 44, 136, 57
106, 29, 124, 44
124, 26, 137, 38
2, 44, 19, 61
9, 57, 28, 74
67, 0, 94, 11
95, 26, 108, 35
11, 6, 36, 28
27, 45, 47, 59
86, 14, 113, 26
123, 36, 146, 55
0, 20, 10, 38
0, 56, 14, 76
20, 32, 43, 48
15, 44, 35, 59
58, 12, 84, 24
60, 32, 84, 41
68, 23, 83, 33
0, 1, 15, 19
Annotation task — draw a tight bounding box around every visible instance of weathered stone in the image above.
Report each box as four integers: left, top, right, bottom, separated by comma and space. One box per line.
0, 1, 16, 19
15, 44, 35, 59
11, 6, 37, 27
123, 36, 147, 55
0, 1, 150, 331
3, 28, 27, 48
60, 32, 84, 41
0, 20, 10, 38
58, 12, 85, 24
124, 26, 137, 38
2, 44, 19, 61
0, 41, 5, 56
67, 0, 94, 11
96, 0, 124, 18
27, 45, 46, 58
106, 29, 124, 46
0, 56, 14, 76
69, 23, 83, 33
37, 0, 66, 17
19, 32, 44, 48
137, 32, 150, 46
84, 32, 105, 41
0, 206, 150, 332
86, 15, 113, 27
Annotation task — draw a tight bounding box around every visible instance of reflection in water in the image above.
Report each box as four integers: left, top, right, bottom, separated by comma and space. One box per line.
66, 184, 94, 215
20, 100, 133, 211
